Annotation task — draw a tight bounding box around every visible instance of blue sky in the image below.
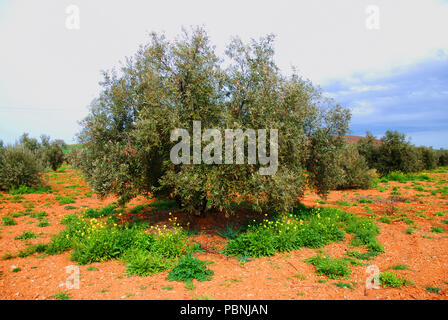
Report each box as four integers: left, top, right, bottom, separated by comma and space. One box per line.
0, 0, 447, 147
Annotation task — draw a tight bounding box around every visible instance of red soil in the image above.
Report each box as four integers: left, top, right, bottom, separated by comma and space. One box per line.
1, 168, 447, 300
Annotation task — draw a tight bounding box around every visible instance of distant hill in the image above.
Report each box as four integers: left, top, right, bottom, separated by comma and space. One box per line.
344, 135, 382, 145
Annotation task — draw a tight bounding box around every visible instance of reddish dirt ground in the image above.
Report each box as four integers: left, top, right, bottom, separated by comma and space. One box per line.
1, 166, 447, 300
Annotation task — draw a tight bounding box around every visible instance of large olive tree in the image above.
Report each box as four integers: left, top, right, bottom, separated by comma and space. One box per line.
75, 27, 350, 215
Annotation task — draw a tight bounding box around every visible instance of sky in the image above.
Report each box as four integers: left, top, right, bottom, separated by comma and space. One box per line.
0, 0, 447, 148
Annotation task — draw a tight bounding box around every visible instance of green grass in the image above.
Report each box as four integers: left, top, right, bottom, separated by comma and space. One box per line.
56, 195, 75, 205
215, 222, 242, 240
431, 186, 448, 197
149, 199, 179, 211
9, 185, 52, 195
391, 264, 408, 270
401, 217, 415, 225
51, 291, 70, 300
167, 254, 214, 282
381, 172, 431, 183
334, 282, 354, 290
380, 271, 413, 288
337, 201, 357, 207
292, 274, 307, 280
7, 195, 25, 203
83, 205, 121, 218
123, 249, 173, 276
128, 204, 148, 214
17, 244, 48, 258
1, 252, 15, 260
378, 216, 392, 224
15, 230, 38, 240
425, 286, 441, 294
224, 205, 384, 259
62, 144, 81, 154
30, 211, 48, 219
2, 216, 16, 226
430, 226, 444, 233
305, 254, 350, 279
358, 198, 373, 204
346, 250, 378, 261
45, 213, 193, 279
193, 295, 213, 300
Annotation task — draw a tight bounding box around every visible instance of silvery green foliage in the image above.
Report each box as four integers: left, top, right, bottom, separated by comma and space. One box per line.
0, 134, 66, 190
19, 133, 65, 172
358, 130, 436, 175
336, 144, 374, 190
76, 27, 350, 215
0, 145, 43, 190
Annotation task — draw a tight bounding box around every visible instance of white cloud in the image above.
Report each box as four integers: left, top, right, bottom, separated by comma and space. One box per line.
0, 0, 447, 143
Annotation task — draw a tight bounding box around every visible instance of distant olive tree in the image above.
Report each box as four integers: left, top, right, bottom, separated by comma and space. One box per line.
416, 146, 438, 171
437, 149, 448, 166
0, 145, 43, 190
370, 131, 419, 175
75, 27, 350, 215
336, 144, 375, 189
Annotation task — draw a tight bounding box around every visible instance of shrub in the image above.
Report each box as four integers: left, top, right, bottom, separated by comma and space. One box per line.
151, 228, 189, 258
45, 233, 73, 255
123, 249, 173, 276
225, 228, 277, 258
70, 226, 148, 265
9, 185, 52, 195
380, 271, 412, 288
305, 254, 351, 279
45, 213, 188, 266
56, 195, 75, 205
83, 205, 118, 218
357, 132, 381, 169
215, 222, 242, 239
376, 131, 420, 175
224, 205, 382, 258
74, 27, 350, 215
18, 244, 48, 258
437, 150, 448, 166
40, 142, 65, 171
430, 226, 444, 233
336, 144, 375, 189
2, 216, 16, 226
381, 171, 431, 183
425, 286, 441, 294
0, 145, 43, 190
167, 253, 214, 282
15, 230, 38, 240
17, 133, 66, 172
417, 146, 438, 171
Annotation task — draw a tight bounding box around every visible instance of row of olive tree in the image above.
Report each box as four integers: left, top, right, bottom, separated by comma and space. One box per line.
357, 130, 446, 175
70, 27, 351, 215
0, 134, 66, 191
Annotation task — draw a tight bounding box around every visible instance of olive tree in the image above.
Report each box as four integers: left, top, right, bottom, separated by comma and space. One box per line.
75, 27, 350, 215
0, 145, 43, 190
